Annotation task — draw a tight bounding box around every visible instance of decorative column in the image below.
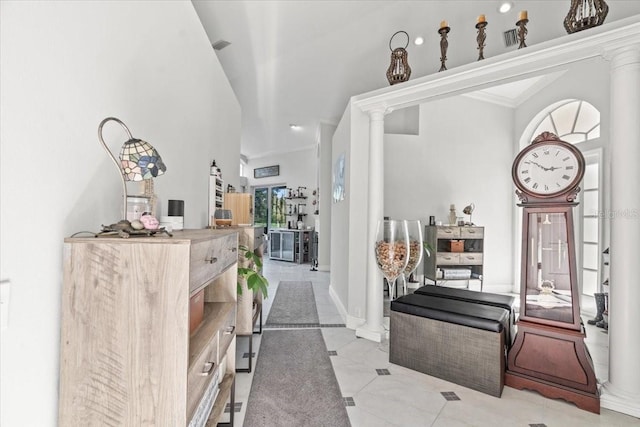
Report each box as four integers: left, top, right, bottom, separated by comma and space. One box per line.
356, 108, 387, 342
602, 44, 640, 417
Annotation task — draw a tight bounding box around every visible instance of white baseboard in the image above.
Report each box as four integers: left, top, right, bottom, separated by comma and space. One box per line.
601, 382, 640, 418
329, 284, 348, 324
346, 314, 365, 330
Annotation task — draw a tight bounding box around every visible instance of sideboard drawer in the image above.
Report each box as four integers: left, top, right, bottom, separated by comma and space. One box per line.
436, 226, 461, 239
217, 306, 236, 363
436, 252, 460, 265
459, 253, 483, 265
190, 233, 238, 293
187, 333, 219, 420
460, 227, 484, 239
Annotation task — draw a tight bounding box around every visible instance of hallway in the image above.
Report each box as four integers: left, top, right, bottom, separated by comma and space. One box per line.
233, 260, 638, 427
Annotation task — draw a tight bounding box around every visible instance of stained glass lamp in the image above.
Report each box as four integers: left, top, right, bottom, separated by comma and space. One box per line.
98, 117, 167, 220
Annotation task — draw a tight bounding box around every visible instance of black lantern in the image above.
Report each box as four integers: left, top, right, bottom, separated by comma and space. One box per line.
564, 0, 609, 34
386, 31, 411, 85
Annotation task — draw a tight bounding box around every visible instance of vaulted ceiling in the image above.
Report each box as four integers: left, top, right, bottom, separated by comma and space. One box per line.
192, 1, 640, 159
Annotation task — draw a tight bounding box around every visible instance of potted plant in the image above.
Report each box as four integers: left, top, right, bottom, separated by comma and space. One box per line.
236, 245, 269, 337
237, 245, 269, 298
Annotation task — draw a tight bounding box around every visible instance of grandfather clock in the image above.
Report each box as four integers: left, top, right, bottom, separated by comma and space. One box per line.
505, 132, 599, 413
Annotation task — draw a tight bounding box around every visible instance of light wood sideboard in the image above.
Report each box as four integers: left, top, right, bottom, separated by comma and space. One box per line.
58, 229, 238, 426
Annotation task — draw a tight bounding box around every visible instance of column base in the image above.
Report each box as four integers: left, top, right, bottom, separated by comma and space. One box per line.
355, 323, 387, 342
601, 382, 640, 418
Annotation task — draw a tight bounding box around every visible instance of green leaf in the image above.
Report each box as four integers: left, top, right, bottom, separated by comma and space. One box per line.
237, 244, 269, 298
423, 242, 434, 257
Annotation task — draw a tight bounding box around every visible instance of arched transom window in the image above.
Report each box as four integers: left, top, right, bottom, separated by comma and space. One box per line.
532, 99, 600, 144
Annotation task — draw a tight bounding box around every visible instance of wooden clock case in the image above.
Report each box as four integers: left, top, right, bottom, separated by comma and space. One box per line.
505, 132, 599, 414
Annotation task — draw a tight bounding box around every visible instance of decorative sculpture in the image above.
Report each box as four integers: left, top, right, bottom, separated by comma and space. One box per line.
386, 31, 411, 85
564, 0, 609, 34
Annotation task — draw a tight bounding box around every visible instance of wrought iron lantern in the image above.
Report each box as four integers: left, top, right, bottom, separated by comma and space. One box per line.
564, 0, 609, 34
386, 31, 411, 85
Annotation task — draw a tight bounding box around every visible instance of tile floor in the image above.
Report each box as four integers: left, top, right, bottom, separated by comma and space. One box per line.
231, 259, 640, 427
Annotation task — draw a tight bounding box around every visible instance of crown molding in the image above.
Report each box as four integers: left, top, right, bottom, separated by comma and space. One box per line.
352, 15, 640, 114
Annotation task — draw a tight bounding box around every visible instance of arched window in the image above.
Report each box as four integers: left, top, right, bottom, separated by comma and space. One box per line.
532, 99, 600, 144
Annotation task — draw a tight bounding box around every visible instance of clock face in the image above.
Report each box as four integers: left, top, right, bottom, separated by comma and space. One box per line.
513, 142, 583, 197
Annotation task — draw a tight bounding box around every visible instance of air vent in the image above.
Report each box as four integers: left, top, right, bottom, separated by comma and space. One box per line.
212, 40, 231, 51
503, 29, 518, 47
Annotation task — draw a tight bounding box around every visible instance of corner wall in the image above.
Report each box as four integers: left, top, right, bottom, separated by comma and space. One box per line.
0, 2, 240, 425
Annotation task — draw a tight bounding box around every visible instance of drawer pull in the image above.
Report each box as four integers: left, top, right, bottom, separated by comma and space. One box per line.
224, 326, 235, 335
467, 230, 476, 234
205, 256, 218, 264
199, 362, 215, 376
443, 229, 453, 234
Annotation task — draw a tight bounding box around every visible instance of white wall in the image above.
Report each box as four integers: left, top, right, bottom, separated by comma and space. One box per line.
0, 2, 240, 425
330, 105, 353, 318
385, 97, 515, 291
318, 122, 336, 271
246, 147, 317, 228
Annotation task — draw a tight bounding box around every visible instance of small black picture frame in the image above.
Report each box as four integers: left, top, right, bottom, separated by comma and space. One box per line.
254, 165, 280, 178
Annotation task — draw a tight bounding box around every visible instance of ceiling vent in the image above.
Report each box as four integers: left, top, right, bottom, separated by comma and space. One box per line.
503, 29, 518, 47
212, 40, 231, 51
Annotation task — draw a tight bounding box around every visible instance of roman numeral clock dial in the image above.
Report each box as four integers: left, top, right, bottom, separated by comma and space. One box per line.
512, 135, 584, 198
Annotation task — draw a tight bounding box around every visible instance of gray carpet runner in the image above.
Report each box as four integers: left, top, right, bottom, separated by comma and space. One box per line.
265, 281, 320, 326
243, 329, 351, 427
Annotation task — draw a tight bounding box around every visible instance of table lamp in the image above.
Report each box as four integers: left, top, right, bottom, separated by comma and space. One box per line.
98, 117, 167, 220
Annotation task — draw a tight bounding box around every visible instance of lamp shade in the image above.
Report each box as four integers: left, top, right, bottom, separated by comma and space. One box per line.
98, 117, 167, 220
120, 138, 167, 181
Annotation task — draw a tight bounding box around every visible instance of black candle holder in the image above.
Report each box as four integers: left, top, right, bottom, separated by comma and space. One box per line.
475, 21, 488, 61
438, 26, 450, 72
516, 18, 529, 49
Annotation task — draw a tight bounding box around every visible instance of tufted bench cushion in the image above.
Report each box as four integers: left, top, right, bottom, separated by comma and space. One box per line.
413, 285, 517, 346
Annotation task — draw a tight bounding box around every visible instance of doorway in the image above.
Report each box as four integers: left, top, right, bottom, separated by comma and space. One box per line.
254, 185, 288, 233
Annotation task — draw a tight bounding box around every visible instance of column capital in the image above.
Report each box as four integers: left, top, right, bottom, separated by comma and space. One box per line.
602, 43, 640, 66
368, 107, 391, 122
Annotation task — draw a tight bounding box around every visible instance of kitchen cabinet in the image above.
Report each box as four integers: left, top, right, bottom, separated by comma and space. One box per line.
224, 193, 253, 226
269, 229, 312, 264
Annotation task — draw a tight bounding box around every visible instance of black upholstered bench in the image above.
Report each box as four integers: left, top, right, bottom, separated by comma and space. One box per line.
414, 285, 517, 347
389, 293, 509, 397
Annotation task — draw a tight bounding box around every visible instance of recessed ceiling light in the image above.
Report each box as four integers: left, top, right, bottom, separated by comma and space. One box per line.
499, 2, 513, 13
414, 37, 424, 46
289, 124, 301, 130
212, 39, 231, 50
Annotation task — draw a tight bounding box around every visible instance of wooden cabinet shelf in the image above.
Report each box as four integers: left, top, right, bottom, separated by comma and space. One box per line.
209, 175, 225, 227
59, 229, 238, 426
207, 373, 235, 426
189, 301, 235, 368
